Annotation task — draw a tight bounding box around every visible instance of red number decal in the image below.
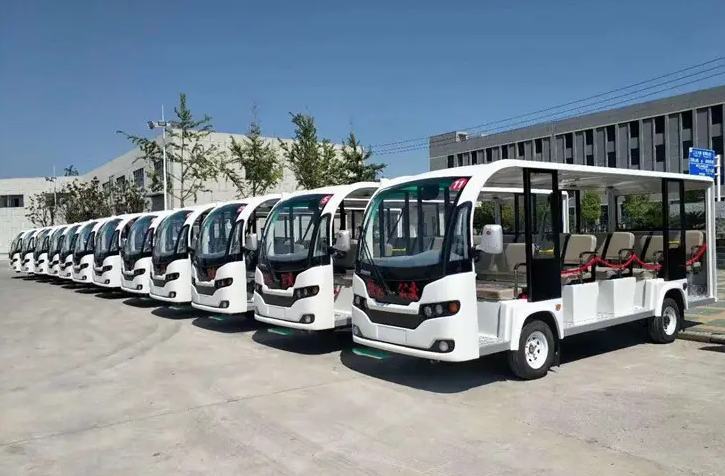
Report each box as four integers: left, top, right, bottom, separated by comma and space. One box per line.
366, 280, 384, 299
320, 195, 332, 205
281, 272, 294, 288
450, 178, 468, 191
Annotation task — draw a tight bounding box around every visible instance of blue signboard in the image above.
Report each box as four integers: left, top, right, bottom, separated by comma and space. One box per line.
688, 147, 717, 178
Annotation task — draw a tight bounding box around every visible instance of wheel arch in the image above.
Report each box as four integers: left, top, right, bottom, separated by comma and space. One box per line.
511, 310, 562, 351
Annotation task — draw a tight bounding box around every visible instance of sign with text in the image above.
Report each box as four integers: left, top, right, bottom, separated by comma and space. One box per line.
688, 147, 717, 178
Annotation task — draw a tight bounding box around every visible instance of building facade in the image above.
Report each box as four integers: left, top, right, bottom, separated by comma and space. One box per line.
429, 85, 725, 181
0, 131, 302, 255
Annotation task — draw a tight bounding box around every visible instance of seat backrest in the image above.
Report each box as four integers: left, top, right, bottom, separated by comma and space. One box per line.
562, 234, 597, 266
499, 243, 527, 274
334, 239, 358, 269
685, 230, 705, 255
642, 234, 663, 262
600, 232, 635, 262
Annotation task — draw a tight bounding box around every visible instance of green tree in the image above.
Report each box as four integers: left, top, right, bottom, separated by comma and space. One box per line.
59, 177, 113, 223
338, 131, 386, 184
111, 181, 147, 214
223, 105, 284, 197
622, 194, 661, 229
580, 190, 601, 230
25, 192, 57, 227
63, 165, 79, 176
118, 93, 223, 207
279, 113, 341, 189
473, 201, 515, 232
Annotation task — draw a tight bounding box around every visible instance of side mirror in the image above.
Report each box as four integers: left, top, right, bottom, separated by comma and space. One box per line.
244, 234, 258, 252
333, 230, 351, 252
476, 224, 503, 254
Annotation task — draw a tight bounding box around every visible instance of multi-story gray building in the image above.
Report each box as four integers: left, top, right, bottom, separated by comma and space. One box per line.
0, 131, 303, 255
429, 85, 725, 182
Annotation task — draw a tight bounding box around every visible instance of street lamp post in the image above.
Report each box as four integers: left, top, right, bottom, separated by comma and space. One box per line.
148, 106, 169, 210
44, 166, 58, 225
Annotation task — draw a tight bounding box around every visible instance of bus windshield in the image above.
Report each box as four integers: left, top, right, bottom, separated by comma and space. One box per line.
197, 203, 243, 261
260, 194, 327, 265
123, 215, 155, 257
49, 228, 64, 254
22, 232, 36, 253
96, 219, 121, 254
74, 223, 96, 256
10, 233, 22, 254
34, 230, 51, 257
153, 211, 189, 260
61, 226, 80, 257
357, 177, 470, 299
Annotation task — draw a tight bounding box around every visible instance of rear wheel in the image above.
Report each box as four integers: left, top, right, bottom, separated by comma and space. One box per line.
649, 297, 681, 344
508, 320, 555, 380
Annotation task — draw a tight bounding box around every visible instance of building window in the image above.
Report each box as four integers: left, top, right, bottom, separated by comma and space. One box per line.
586, 154, 594, 166
585, 129, 593, 146
501, 146, 509, 160
457, 153, 463, 166
566, 156, 574, 165
629, 121, 639, 138
102, 181, 111, 195
682, 140, 693, 162
607, 151, 616, 167
564, 134, 573, 149
534, 138, 542, 154
486, 148, 493, 162
133, 168, 145, 188
116, 175, 126, 187
470, 151, 477, 165
153, 159, 163, 174
712, 105, 723, 125
0, 194, 24, 208
682, 110, 693, 130
606, 125, 616, 141
655, 144, 665, 163
655, 116, 665, 134
447, 155, 454, 168
517, 143, 525, 158
631, 148, 640, 167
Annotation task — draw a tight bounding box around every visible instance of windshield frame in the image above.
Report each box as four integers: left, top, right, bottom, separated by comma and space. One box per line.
152, 210, 193, 264
194, 203, 246, 268
94, 218, 122, 265
10, 233, 23, 254
122, 215, 156, 261
49, 227, 66, 256
258, 194, 332, 275
73, 222, 97, 259
356, 177, 473, 303
60, 225, 81, 259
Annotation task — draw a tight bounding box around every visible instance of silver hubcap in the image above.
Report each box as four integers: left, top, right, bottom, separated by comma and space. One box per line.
663, 307, 678, 335
525, 330, 549, 370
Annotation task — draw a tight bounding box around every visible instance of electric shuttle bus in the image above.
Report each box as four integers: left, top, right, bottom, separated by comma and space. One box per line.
191, 194, 281, 314
92, 213, 143, 288
121, 210, 172, 295
149, 204, 219, 303
253, 183, 379, 332
72, 219, 105, 283
59, 223, 84, 279
20, 229, 40, 273
47, 225, 68, 276
351, 160, 715, 379
9, 230, 28, 272
32, 227, 54, 275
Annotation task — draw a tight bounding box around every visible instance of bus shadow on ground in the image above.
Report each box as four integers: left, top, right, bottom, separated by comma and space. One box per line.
95, 290, 129, 300
12, 275, 36, 281
252, 329, 354, 355
340, 323, 648, 394
699, 344, 725, 353
74, 286, 104, 295
151, 305, 203, 320
192, 313, 261, 334
123, 297, 162, 308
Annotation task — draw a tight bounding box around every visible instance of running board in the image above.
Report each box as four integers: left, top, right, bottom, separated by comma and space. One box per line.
352, 347, 391, 360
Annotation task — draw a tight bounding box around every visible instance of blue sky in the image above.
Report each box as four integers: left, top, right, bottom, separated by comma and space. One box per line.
1, 0, 724, 179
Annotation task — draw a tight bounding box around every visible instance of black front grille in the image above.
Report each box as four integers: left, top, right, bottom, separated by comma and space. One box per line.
257, 290, 295, 307
151, 277, 166, 287
358, 306, 429, 330
194, 282, 217, 296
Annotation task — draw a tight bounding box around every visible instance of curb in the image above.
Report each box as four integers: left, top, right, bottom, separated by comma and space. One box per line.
678, 329, 725, 344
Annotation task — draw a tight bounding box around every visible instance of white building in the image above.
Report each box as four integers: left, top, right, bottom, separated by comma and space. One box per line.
0, 131, 302, 255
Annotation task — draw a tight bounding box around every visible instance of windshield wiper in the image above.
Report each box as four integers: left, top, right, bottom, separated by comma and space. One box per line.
359, 235, 394, 298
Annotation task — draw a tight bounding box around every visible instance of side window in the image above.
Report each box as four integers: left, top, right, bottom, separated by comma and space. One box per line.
314, 215, 331, 257
190, 212, 208, 250
448, 204, 471, 262
177, 225, 190, 254
87, 232, 96, 251
109, 230, 121, 252
228, 221, 243, 256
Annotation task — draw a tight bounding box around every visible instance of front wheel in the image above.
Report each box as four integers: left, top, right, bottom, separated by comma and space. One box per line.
508, 320, 555, 380
649, 297, 681, 344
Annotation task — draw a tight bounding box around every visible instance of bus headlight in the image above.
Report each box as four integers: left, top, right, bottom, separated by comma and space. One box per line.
215, 277, 234, 289
293, 286, 319, 299
102, 265, 113, 273
133, 268, 146, 277
353, 294, 367, 309
166, 273, 180, 281
420, 301, 460, 319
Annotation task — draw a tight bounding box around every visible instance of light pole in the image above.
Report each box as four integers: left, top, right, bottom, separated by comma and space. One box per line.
148, 106, 170, 210
44, 166, 57, 225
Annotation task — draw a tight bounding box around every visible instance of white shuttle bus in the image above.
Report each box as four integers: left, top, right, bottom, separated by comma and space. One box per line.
149, 204, 219, 303
59, 223, 84, 279
254, 183, 379, 332
72, 219, 105, 283
191, 194, 280, 314
351, 160, 714, 379
121, 211, 172, 294
32, 227, 54, 275
9, 230, 28, 272
92, 213, 143, 288
47, 225, 68, 277
20, 229, 40, 273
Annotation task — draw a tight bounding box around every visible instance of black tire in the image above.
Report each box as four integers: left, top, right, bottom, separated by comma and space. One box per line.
649, 297, 681, 344
508, 320, 556, 380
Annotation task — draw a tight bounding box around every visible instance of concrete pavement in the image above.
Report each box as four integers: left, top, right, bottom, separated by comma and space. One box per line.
1, 268, 725, 475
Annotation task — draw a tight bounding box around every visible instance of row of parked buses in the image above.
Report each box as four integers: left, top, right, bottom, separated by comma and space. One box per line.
7, 160, 717, 379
